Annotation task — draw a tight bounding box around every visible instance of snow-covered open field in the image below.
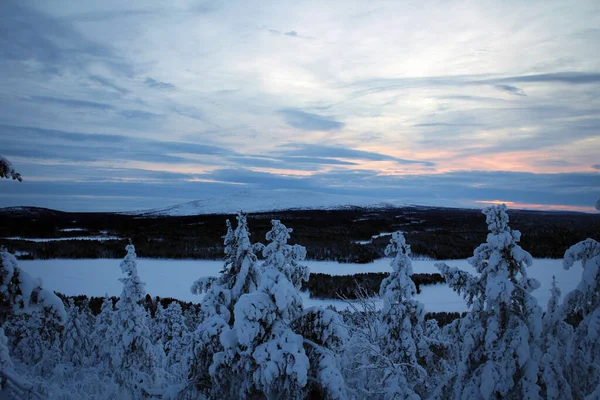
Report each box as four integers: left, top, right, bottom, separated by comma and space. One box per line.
18, 258, 582, 313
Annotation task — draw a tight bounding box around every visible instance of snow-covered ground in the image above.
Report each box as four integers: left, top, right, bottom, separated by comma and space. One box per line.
18, 257, 582, 313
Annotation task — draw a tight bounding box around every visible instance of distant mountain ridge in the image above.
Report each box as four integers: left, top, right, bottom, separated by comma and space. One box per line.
124, 189, 401, 216
0, 206, 66, 217
1, 189, 593, 217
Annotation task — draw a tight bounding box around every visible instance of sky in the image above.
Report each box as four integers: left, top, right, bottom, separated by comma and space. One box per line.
0, 0, 599, 212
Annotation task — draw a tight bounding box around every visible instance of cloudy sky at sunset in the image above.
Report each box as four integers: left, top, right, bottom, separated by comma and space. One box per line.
1, 0, 599, 212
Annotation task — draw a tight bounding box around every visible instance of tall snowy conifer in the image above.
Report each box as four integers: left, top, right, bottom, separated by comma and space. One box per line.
93, 296, 116, 369
292, 306, 348, 399
154, 302, 190, 378
562, 238, 600, 398
269, 220, 348, 399
113, 244, 166, 396
264, 220, 347, 398
539, 276, 573, 400
436, 204, 542, 399
377, 231, 428, 399
61, 299, 94, 367
187, 212, 261, 397
210, 220, 311, 398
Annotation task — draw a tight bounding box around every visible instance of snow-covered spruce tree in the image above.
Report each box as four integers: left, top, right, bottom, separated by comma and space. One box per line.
193, 219, 348, 399
255, 220, 348, 398
6, 306, 63, 377
209, 220, 313, 398
539, 276, 573, 400
212, 263, 309, 398
378, 232, 431, 398
344, 232, 447, 399
0, 249, 66, 395
436, 204, 542, 400
61, 298, 94, 367
0, 155, 22, 182
151, 302, 166, 347
292, 306, 348, 399
262, 220, 309, 289
113, 243, 166, 397
183, 304, 201, 330
562, 238, 600, 398
93, 295, 117, 369
186, 213, 261, 397
262, 220, 347, 399
153, 301, 190, 378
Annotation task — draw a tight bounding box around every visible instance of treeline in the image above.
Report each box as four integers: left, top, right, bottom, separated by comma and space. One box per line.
57, 292, 462, 328
303, 272, 445, 299
2, 206, 599, 261
3, 238, 224, 260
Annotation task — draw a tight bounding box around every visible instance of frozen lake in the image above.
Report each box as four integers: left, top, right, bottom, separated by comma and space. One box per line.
18, 257, 582, 313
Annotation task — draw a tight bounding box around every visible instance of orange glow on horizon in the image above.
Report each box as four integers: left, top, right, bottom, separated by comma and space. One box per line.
474, 200, 597, 213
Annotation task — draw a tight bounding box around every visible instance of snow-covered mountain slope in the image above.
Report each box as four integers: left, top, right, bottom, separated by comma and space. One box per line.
127, 189, 401, 216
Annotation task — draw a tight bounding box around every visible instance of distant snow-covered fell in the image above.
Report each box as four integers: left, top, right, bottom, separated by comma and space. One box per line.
126, 189, 401, 216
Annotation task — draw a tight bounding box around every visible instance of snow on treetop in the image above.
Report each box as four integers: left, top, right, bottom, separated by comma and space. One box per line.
380, 231, 418, 309
120, 244, 138, 276
483, 203, 510, 233
263, 219, 309, 289
545, 275, 562, 317
471, 204, 533, 275
118, 244, 146, 304
384, 231, 411, 258
265, 219, 292, 244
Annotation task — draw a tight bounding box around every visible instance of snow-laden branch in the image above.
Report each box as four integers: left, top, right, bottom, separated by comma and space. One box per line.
0, 367, 45, 400
0, 155, 22, 182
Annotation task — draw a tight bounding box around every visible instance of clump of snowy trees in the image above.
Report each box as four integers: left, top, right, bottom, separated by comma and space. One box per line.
435, 204, 542, 399
186, 216, 346, 399
1, 205, 599, 399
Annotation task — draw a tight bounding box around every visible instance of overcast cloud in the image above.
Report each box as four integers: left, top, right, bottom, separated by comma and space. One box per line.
0, 0, 598, 212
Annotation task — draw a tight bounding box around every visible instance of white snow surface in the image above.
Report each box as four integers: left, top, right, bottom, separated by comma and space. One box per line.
125, 189, 402, 216
18, 258, 582, 313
